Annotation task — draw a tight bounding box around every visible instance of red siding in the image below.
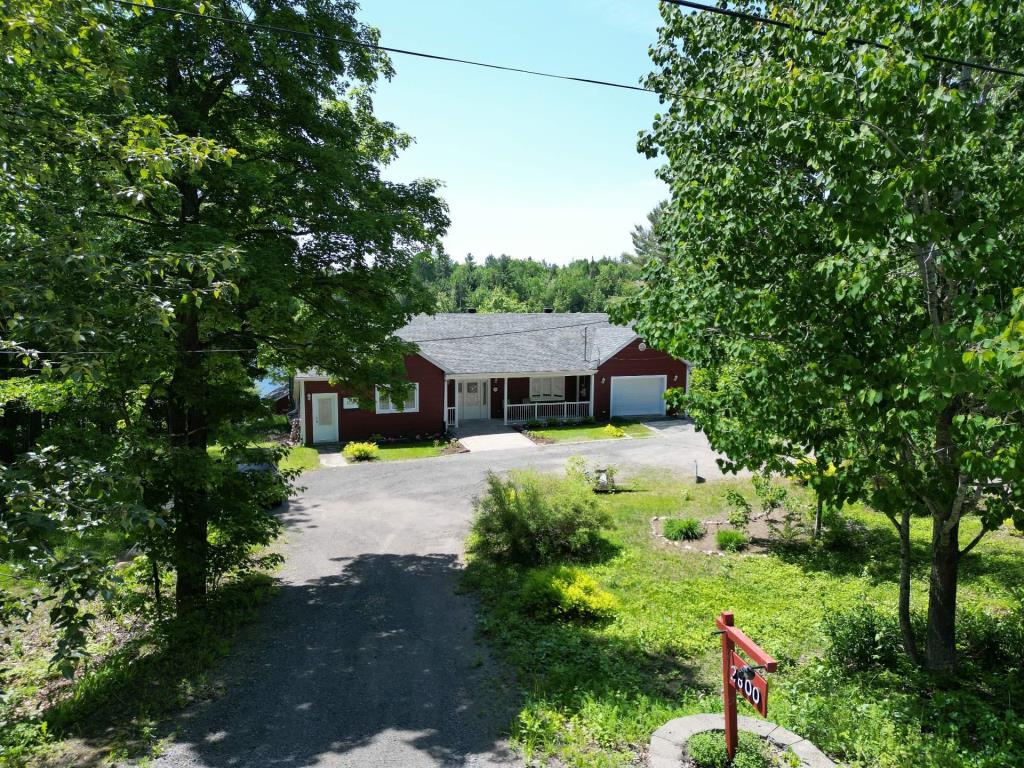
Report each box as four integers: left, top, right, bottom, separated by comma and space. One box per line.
594, 339, 687, 421
302, 354, 445, 444
507, 377, 530, 404
489, 378, 505, 419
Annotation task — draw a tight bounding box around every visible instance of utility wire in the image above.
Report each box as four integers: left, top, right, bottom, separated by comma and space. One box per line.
0, 319, 615, 357
109, 0, 1017, 138
663, 0, 1024, 79
109, 0, 652, 93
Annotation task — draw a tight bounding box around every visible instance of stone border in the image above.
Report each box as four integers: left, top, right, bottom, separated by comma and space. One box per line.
649, 714, 835, 768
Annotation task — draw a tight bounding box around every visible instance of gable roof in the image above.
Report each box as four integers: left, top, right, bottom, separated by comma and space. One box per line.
396, 313, 637, 375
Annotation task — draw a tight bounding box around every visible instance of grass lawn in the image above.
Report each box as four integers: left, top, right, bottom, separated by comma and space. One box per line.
208, 441, 319, 472
277, 444, 320, 471
375, 440, 445, 461
465, 470, 1024, 768
527, 420, 653, 443
338, 439, 446, 462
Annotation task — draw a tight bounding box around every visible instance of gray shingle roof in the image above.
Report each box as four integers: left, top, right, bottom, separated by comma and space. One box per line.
396, 313, 637, 374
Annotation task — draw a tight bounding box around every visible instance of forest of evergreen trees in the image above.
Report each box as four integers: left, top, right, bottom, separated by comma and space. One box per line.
415, 203, 665, 313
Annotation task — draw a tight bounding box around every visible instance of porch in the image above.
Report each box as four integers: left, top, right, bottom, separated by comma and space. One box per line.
444, 372, 595, 429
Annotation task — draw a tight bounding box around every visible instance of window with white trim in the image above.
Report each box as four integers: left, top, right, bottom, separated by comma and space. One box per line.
375, 383, 419, 414
342, 397, 360, 410
529, 376, 565, 402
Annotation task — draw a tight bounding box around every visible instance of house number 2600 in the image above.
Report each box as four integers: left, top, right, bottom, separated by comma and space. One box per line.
729, 666, 762, 707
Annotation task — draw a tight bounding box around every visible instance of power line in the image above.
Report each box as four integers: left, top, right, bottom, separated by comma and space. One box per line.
663, 0, 1024, 79
109, 0, 651, 93
0, 319, 616, 357
110, 0, 1016, 139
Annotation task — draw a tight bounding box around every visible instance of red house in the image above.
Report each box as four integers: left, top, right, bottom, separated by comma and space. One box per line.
296, 313, 688, 445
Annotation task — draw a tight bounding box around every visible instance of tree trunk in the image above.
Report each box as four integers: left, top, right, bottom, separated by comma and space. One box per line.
813, 496, 823, 541
169, 305, 209, 613
896, 506, 921, 667
925, 512, 959, 672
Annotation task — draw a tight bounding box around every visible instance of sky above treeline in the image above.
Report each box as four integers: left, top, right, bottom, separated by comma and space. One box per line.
356, 0, 668, 265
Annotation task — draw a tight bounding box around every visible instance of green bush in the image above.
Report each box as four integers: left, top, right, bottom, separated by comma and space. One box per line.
342, 441, 379, 461
955, 601, 1024, 669
724, 489, 752, 529
525, 419, 543, 429
822, 603, 903, 671
602, 424, 626, 438
716, 528, 749, 552
686, 730, 772, 768
520, 565, 617, 621
663, 517, 705, 541
546, 417, 561, 428
467, 471, 611, 565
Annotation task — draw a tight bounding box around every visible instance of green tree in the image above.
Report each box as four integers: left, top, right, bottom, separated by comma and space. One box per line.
623, 0, 1024, 672
2, 0, 447, 655
626, 200, 669, 266
475, 286, 529, 313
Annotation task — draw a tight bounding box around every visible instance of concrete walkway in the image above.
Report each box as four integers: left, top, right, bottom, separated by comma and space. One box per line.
152, 426, 731, 768
454, 420, 535, 452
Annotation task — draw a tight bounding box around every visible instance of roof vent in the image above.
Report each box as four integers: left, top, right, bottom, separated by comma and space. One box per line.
543, 307, 553, 313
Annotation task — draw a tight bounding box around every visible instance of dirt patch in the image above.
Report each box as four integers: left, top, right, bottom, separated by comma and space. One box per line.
651, 514, 777, 555
441, 441, 470, 456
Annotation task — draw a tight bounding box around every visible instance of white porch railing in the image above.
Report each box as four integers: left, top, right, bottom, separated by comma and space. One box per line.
506, 401, 591, 424
446, 406, 457, 427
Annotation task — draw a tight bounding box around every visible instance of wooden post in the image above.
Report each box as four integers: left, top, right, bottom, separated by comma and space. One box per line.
718, 611, 738, 760
503, 376, 508, 424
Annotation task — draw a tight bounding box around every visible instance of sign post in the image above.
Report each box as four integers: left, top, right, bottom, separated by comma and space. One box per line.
715, 611, 777, 760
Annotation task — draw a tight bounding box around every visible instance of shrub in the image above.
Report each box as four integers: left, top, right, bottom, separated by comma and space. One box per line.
724, 489, 752, 529
602, 423, 626, 438
342, 442, 379, 461
525, 419, 543, 430
752, 472, 788, 514
822, 603, 903, 671
686, 730, 772, 768
820, 516, 866, 551
519, 565, 617, 621
467, 471, 611, 565
663, 517, 705, 541
956, 600, 1024, 669
715, 529, 749, 552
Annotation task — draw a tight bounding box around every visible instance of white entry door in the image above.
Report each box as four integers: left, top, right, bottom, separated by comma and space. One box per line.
458, 379, 489, 421
311, 393, 339, 443
610, 375, 667, 417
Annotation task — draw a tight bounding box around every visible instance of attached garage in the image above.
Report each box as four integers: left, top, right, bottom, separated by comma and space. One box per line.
609, 375, 667, 417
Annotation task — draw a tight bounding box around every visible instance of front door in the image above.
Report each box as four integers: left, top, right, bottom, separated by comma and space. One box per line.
311, 393, 339, 443
458, 379, 489, 421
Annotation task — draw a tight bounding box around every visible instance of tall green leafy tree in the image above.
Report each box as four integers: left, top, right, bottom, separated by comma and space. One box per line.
109, 0, 448, 609
623, 1, 1024, 671
1, 0, 233, 665
2, 0, 447, 648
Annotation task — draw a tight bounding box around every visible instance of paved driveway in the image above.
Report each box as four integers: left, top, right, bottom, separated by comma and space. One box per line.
154, 422, 729, 768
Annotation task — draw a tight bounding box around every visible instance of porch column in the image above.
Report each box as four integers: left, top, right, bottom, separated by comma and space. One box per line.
589, 373, 595, 420
503, 376, 508, 424
454, 379, 459, 429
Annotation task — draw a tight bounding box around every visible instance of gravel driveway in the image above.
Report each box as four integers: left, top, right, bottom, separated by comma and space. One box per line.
153, 422, 728, 768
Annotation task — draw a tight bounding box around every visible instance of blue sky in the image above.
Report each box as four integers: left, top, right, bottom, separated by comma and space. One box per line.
356, 0, 668, 265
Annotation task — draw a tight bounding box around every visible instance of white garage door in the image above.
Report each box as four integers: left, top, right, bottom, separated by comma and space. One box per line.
610, 375, 667, 417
